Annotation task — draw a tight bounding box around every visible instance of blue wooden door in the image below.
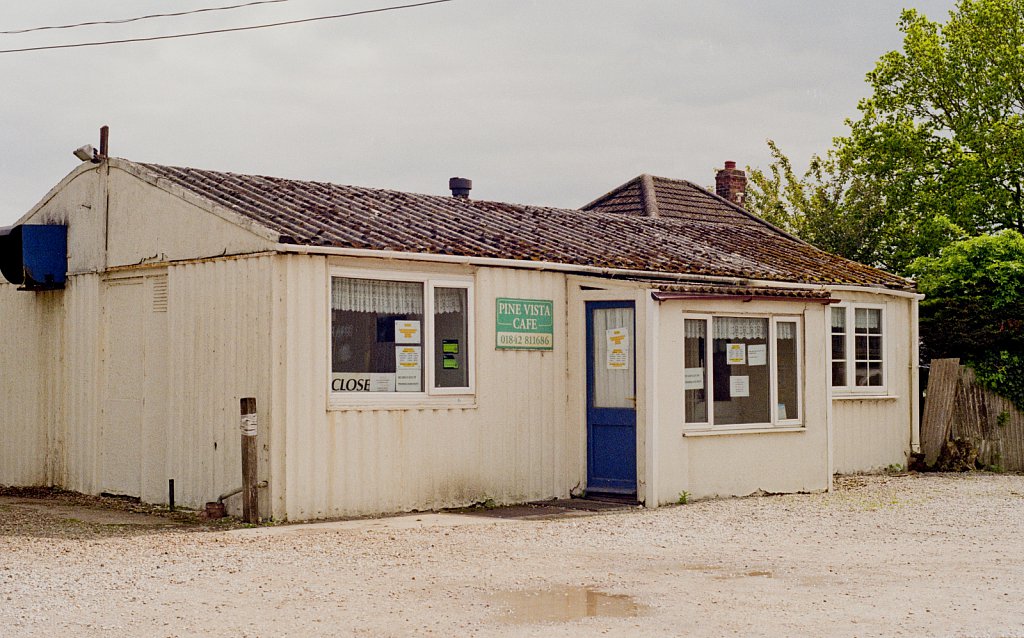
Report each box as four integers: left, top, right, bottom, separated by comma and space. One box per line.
586, 301, 637, 495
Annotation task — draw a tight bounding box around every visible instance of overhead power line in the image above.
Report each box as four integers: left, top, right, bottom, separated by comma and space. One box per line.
0, 0, 454, 54
1, 0, 297, 35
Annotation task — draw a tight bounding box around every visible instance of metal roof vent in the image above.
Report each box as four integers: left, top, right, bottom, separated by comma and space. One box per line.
449, 177, 472, 199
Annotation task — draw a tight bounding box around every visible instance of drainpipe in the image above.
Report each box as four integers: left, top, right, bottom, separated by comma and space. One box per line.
910, 297, 921, 455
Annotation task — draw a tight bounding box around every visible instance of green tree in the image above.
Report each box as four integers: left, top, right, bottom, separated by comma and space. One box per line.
745, 141, 898, 271
910, 230, 1024, 407
841, 0, 1024, 262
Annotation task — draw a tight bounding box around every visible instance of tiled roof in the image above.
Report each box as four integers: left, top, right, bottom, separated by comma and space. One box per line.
582, 174, 785, 232
135, 162, 913, 290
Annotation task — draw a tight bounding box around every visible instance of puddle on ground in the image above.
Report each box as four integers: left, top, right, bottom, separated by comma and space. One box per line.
490, 586, 648, 624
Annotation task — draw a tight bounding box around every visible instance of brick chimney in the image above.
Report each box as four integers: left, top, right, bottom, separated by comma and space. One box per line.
715, 160, 747, 206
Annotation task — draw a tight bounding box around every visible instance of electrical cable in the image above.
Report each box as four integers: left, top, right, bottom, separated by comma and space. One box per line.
1, 0, 297, 35
0, 0, 454, 54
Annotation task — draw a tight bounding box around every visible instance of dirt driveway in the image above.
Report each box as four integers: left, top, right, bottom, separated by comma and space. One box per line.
2, 473, 1024, 637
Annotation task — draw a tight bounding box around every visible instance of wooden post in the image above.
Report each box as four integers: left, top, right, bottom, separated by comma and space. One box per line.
240, 397, 258, 524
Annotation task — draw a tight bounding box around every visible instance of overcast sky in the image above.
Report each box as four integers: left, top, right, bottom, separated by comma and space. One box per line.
0, 0, 957, 225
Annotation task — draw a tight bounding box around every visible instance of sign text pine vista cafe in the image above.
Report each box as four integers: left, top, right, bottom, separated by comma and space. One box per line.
495, 298, 554, 350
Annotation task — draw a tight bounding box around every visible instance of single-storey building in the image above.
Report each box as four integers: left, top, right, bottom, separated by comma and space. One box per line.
0, 150, 921, 521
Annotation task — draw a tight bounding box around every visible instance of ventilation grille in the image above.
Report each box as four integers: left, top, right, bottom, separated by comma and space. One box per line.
152, 277, 168, 312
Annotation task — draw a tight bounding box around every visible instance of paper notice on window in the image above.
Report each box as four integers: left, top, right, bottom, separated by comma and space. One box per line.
395, 346, 422, 391
369, 373, 395, 392
331, 373, 395, 393
395, 320, 421, 344
730, 375, 750, 398
748, 344, 767, 366
684, 367, 704, 390
606, 328, 629, 370
726, 343, 746, 365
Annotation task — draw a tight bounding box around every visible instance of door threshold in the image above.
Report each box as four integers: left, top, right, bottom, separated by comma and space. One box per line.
581, 492, 639, 505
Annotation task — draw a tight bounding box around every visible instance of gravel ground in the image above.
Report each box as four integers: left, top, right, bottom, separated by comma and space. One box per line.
2, 473, 1024, 637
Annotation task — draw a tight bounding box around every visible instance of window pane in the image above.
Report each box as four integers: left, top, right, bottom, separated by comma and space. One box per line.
832, 361, 847, 386
331, 278, 424, 392
775, 321, 799, 421
855, 362, 867, 386
855, 308, 881, 334
868, 335, 882, 360
831, 335, 846, 359
855, 335, 867, 360
684, 319, 707, 423
867, 362, 883, 386
434, 287, 469, 388
831, 307, 846, 331
712, 317, 769, 425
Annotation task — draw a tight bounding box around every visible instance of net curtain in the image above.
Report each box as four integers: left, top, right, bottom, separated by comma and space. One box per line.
332, 277, 466, 314
684, 317, 795, 339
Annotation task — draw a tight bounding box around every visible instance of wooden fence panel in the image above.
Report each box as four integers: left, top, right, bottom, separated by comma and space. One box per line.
921, 358, 1024, 471
921, 359, 961, 466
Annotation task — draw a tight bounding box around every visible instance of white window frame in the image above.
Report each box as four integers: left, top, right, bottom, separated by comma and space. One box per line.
829, 303, 887, 396
328, 268, 475, 408
682, 313, 803, 430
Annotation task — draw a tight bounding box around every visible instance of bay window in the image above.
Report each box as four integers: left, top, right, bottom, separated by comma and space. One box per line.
830, 304, 885, 393
330, 273, 473, 397
683, 315, 802, 428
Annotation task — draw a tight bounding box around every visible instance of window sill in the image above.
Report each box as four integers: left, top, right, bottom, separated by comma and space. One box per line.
328, 394, 477, 411
832, 394, 899, 401
683, 426, 806, 438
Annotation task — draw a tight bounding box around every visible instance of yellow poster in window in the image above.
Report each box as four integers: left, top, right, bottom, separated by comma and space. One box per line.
606, 328, 629, 370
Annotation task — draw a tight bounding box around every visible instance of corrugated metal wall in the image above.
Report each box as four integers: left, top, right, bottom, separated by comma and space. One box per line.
164, 256, 274, 513
831, 295, 914, 473
274, 256, 575, 520
2, 258, 275, 514
0, 283, 61, 486
61, 274, 102, 492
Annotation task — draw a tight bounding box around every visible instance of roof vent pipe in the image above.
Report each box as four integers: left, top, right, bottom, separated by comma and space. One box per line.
449, 177, 472, 199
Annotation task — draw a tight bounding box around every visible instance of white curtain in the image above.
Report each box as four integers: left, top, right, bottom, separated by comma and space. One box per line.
435, 288, 466, 315
831, 306, 846, 329
684, 319, 707, 338
776, 321, 796, 340
332, 278, 422, 314
713, 317, 768, 340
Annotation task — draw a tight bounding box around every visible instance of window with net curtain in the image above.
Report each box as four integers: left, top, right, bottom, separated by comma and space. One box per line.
684, 316, 800, 426
331, 277, 469, 392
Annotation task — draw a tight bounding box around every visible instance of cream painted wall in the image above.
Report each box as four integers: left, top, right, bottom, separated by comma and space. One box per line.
272, 256, 576, 520
18, 164, 106, 274
830, 291, 916, 473
105, 166, 273, 267
652, 298, 831, 503
0, 283, 61, 486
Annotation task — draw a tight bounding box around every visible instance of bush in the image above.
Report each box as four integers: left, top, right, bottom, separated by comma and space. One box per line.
911, 230, 1024, 408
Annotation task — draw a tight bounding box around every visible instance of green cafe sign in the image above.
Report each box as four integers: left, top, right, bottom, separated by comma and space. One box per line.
495, 297, 554, 350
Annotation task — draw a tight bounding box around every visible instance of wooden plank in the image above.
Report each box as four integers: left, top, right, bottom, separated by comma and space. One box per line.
921, 359, 961, 465
240, 397, 258, 524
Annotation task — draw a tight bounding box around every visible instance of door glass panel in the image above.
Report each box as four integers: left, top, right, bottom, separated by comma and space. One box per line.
592, 307, 634, 408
